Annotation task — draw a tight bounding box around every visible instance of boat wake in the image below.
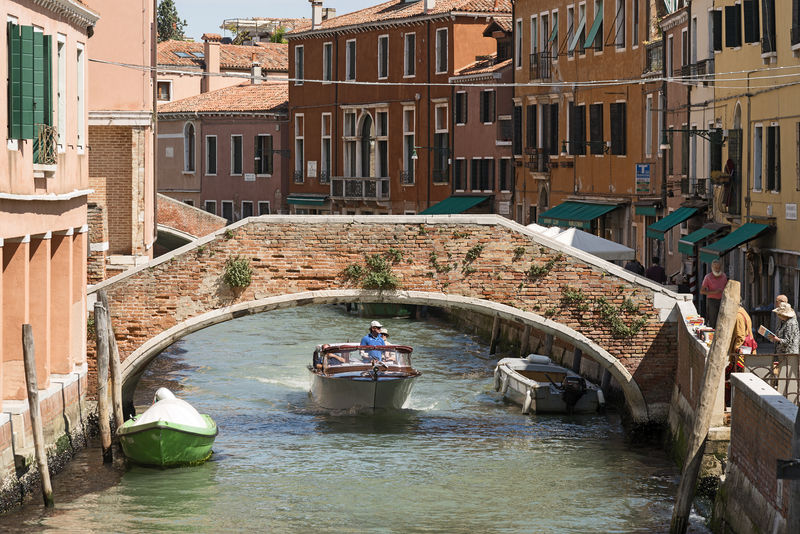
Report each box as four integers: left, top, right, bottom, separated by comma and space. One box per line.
249, 376, 310, 390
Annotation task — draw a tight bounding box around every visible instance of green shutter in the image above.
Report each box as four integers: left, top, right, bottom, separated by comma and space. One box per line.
8, 22, 22, 139
20, 25, 34, 139
32, 30, 44, 127
266, 136, 273, 175
44, 34, 52, 126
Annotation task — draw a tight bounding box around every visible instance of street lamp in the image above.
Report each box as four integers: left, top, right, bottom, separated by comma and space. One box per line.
560, 139, 611, 155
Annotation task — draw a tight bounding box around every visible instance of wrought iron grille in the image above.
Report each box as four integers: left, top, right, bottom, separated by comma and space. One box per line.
401, 171, 414, 185
293, 170, 304, 183
34, 123, 57, 165
319, 170, 330, 184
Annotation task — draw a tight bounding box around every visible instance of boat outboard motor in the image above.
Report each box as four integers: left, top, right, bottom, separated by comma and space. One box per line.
561, 376, 587, 414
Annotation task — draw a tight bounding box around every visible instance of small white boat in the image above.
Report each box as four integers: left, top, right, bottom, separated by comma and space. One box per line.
308, 344, 421, 411
493, 354, 605, 414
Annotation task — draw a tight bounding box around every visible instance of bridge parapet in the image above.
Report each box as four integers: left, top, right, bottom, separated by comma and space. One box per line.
90, 215, 692, 422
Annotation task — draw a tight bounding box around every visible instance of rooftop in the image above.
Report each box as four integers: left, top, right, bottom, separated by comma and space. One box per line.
157, 40, 288, 72
158, 82, 288, 115
453, 53, 511, 77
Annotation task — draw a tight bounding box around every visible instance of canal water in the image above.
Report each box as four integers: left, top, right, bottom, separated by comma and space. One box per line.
5, 305, 710, 533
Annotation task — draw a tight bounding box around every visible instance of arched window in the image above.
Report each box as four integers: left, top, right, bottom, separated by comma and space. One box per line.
358, 113, 374, 177
184, 122, 195, 172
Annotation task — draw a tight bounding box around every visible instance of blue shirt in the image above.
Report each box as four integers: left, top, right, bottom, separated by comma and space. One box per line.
360, 332, 385, 361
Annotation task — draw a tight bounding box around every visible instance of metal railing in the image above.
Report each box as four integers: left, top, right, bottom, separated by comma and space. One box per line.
529, 52, 552, 80
401, 170, 414, 185
34, 123, 57, 165
524, 147, 550, 173
330, 176, 390, 201
742, 353, 800, 406
293, 170, 304, 183
319, 170, 330, 184
644, 40, 663, 76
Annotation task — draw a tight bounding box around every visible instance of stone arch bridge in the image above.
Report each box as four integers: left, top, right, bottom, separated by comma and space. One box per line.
89, 215, 691, 423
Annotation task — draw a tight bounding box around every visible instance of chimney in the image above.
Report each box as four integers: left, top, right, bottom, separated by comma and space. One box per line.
424, 0, 436, 13
251, 53, 261, 85
310, 0, 323, 30
201, 33, 222, 93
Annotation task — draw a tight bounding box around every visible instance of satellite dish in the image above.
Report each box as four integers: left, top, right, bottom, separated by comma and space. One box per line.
768, 255, 775, 276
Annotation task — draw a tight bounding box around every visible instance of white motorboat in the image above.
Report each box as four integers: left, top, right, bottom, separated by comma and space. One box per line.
308, 344, 421, 411
493, 354, 605, 414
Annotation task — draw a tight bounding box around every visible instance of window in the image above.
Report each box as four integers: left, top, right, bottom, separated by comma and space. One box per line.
761, 0, 776, 54
480, 90, 496, 123
183, 199, 194, 206
255, 134, 273, 175
344, 111, 356, 177
796, 122, 800, 190
666, 35, 673, 77
793, 0, 800, 47
294, 114, 304, 182
590, 1, 603, 51
540, 14, 549, 53
515, 19, 523, 68
378, 35, 389, 79
206, 135, 217, 175
681, 29, 688, 66
691, 17, 697, 63
404, 33, 416, 76
710, 10, 723, 52
710, 127, 722, 172
230, 134, 242, 175
614, 0, 625, 48
645, 95, 653, 158
610, 103, 626, 155
543, 102, 559, 155
294, 45, 304, 85
184, 123, 195, 172
632, 0, 639, 45
743, 0, 760, 44
513, 105, 522, 155
680, 125, 689, 176
434, 105, 449, 183
403, 108, 415, 183
766, 125, 780, 191
471, 159, 494, 191
435, 28, 448, 73
568, 102, 586, 155
57, 34, 65, 151
690, 125, 697, 187
725, 4, 742, 48
76, 42, 84, 150
526, 104, 537, 149
567, 6, 575, 57
455, 92, 468, 125
531, 16, 538, 55
753, 125, 763, 190
577, 3, 587, 54
454, 159, 467, 190
376, 110, 388, 178
323, 42, 333, 81
204, 200, 216, 215
157, 80, 171, 101
589, 103, 603, 154
499, 158, 511, 191
258, 201, 270, 215
346, 39, 356, 80
321, 113, 331, 182
221, 201, 233, 223
551, 11, 559, 53
658, 92, 665, 158
241, 201, 253, 219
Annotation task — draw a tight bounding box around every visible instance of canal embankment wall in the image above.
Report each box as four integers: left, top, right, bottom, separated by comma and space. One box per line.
711, 373, 796, 534
0, 366, 91, 513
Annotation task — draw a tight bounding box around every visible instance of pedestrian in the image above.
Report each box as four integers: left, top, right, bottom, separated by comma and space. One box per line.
729, 306, 757, 365
360, 320, 386, 361
645, 256, 667, 284
769, 302, 799, 354
624, 257, 645, 275
699, 259, 728, 328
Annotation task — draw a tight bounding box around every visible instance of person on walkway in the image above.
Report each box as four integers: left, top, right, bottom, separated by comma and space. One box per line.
360, 320, 386, 361
645, 256, 667, 284
624, 258, 645, 276
729, 306, 757, 366
699, 260, 728, 328
770, 302, 800, 354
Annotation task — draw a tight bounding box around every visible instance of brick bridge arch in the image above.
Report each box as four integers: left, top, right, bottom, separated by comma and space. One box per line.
90, 215, 689, 423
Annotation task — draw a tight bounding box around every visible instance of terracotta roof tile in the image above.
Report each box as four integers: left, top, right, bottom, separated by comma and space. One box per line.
157, 40, 288, 72
453, 53, 511, 77
291, 0, 511, 34
158, 82, 288, 115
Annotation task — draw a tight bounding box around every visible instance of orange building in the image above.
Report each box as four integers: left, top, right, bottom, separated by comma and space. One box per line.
286, 0, 512, 214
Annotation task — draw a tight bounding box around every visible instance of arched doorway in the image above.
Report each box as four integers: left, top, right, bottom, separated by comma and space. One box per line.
358, 114, 375, 177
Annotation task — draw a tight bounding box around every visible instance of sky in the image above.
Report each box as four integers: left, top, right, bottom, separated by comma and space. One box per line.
174, 0, 379, 41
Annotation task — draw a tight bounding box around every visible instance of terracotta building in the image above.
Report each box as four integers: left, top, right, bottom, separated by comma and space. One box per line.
157, 82, 290, 219
286, 0, 512, 215
87, 0, 156, 281
156, 35, 288, 104
1, 0, 97, 475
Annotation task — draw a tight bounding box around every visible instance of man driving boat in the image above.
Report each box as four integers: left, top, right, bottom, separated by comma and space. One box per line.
360, 320, 386, 362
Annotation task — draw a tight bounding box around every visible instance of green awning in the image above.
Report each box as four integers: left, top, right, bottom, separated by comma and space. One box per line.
538, 201, 618, 230
646, 207, 698, 240
678, 227, 717, 255
583, 7, 604, 49
548, 21, 558, 44
699, 223, 771, 264
635, 205, 658, 216
286, 194, 328, 206
419, 195, 489, 215
568, 15, 587, 52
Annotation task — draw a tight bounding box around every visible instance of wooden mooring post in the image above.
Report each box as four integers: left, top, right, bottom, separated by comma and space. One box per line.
670, 281, 741, 533
519, 325, 532, 357
489, 316, 500, 355
21, 324, 54, 507
94, 302, 112, 463
97, 290, 124, 430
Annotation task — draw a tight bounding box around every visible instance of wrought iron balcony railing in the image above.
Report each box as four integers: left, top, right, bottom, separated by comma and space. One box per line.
330, 176, 390, 201
643, 40, 663, 76
401, 170, 414, 185
34, 123, 57, 166
293, 170, 304, 183
524, 147, 550, 173
529, 52, 552, 80
319, 169, 330, 184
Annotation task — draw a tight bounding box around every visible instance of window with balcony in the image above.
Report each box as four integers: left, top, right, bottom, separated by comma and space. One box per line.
56, 34, 65, 152
531, 15, 538, 57
206, 135, 216, 175
231, 134, 242, 175
455, 92, 467, 125
542, 102, 559, 155
344, 111, 356, 177
480, 90, 495, 123
321, 113, 331, 183
610, 103, 626, 155
323, 42, 332, 81
184, 123, 196, 172
378, 35, 389, 79
551, 11, 559, 54
404, 33, 416, 77
526, 104, 537, 149
766, 125, 781, 192
294, 45, 304, 85
435, 28, 448, 74
294, 115, 304, 182
725, 4, 742, 48
346, 39, 356, 80
255, 134, 273, 175
358, 113, 374, 177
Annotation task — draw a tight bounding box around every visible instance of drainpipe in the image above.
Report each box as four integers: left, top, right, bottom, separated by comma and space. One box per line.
660, 35, 668, 263
426, 19, 432, 211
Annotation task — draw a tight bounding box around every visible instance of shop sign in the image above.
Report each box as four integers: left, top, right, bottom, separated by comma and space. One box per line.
635, 164, 651, 193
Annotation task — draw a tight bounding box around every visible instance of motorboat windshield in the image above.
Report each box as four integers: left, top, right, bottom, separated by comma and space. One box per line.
315, 344, 414, 372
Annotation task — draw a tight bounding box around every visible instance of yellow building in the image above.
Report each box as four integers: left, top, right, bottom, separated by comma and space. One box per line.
703, 0, 800, 312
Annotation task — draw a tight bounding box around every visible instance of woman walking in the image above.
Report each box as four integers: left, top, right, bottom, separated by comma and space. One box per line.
769, 302, 799, 354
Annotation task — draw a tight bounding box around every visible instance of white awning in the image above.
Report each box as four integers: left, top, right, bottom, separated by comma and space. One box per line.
527, 224, 635, 261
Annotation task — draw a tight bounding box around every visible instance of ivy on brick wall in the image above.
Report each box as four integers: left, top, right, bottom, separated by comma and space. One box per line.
223, 255, 253, 288
343, 250, 401, 290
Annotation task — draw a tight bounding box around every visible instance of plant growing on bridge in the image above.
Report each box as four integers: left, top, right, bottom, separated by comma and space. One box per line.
464, 244, 484, 263
224, 228, 234, 239
526, 254, 564, 280
429, 251, 452, 274
387, 247, 404, 264
512, 246, 526, 261
594, 296, 647, 339
343, 251, 400, 290
561, 286, 590, 313
223, 255, 253, 288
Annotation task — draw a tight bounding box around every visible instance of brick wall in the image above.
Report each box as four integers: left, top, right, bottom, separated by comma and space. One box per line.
157, 194, 227, 238
87, 203, 107, 285
92, 217, 682, 413
88, 125, 133, 255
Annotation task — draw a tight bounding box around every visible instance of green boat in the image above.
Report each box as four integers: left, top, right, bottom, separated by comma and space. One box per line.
118, 388, 218, 468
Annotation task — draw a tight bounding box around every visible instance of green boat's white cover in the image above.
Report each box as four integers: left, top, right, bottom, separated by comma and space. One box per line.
132, 388, 207, 428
